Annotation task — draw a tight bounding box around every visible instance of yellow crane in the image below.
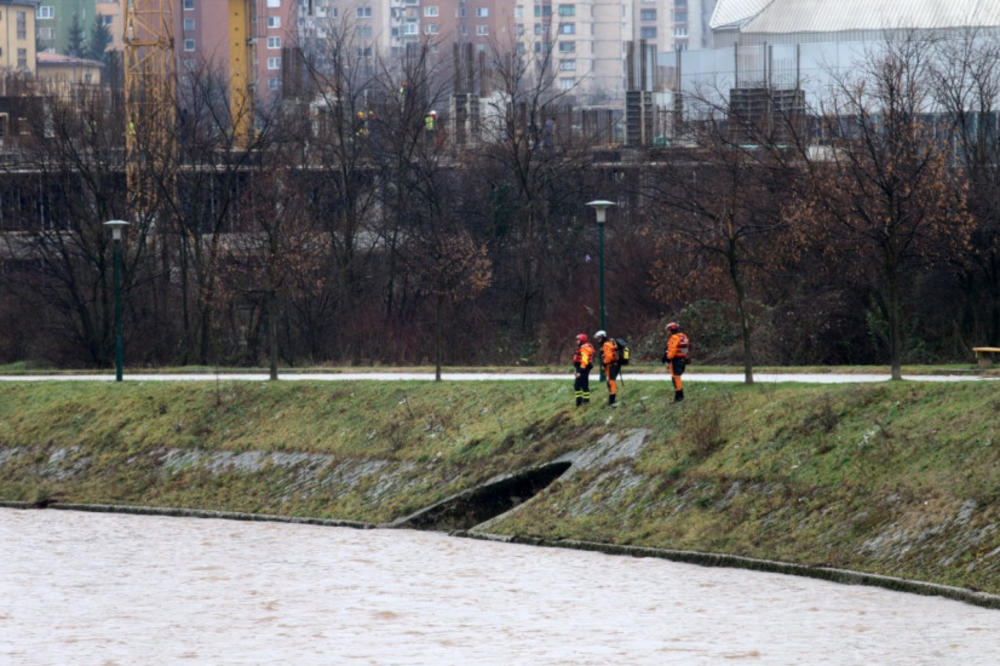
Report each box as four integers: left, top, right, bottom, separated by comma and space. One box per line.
123, 0, 255, 208
123, 0, 177, 217
228, 0, 255, 146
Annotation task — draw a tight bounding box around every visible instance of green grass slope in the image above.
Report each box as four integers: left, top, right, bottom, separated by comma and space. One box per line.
1, 378, 999, 593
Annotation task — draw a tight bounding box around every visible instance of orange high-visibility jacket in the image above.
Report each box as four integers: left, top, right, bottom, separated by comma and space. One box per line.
666, 332, 689, 360
574, 342, 595, 369
601, 339, 618, 365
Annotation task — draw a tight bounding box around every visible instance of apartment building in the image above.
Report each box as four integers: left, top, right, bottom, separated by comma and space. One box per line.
0, 0, 38, 74
35, 0, 95, 54
298, 0, 717, 103
176, 0, 297, 108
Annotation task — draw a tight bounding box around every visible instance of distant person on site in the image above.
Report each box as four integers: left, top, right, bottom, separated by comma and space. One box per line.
573, 333, 595, 407
662, 322, 689, 402
594, 330, 620, 407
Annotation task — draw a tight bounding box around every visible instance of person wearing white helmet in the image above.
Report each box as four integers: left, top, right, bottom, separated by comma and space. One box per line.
593, 330, 620, 406
662, 322, 689, 402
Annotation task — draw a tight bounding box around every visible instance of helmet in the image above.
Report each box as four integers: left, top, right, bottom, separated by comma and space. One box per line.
594, 330, 607, 339
576, 333, 588, 344
666, 322, 679, 332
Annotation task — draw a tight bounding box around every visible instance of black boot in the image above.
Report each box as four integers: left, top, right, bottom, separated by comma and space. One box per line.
674, 389, 684, 402
609, 393, 616, 406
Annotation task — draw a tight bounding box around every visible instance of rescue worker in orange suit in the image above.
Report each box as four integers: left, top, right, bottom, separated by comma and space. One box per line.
662, 322, 689, 402
594, 330, 620, 406
573, 333, 595, 406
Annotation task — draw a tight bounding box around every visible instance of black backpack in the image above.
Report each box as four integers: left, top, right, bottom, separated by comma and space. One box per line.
614, 338, 630, 365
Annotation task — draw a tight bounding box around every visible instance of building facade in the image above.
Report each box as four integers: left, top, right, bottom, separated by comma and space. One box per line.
0, 0, 38, 73
175, 0, 298, 108
34, 0, 98, 54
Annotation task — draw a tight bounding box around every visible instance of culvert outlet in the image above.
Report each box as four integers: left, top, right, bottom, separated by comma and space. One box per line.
390, 461, 572, 531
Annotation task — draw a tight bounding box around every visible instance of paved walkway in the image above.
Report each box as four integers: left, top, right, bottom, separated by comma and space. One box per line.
0, 371, 992, 383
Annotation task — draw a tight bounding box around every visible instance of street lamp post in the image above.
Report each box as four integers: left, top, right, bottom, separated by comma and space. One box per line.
586, 200, 616, 382
104, 220, 129, 382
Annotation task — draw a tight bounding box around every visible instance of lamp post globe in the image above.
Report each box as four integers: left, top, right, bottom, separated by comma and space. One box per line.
103, 220, 129, 381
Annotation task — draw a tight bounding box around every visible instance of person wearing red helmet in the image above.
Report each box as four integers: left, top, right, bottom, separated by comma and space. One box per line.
662, 322, 689, 402
572, 333, 595, 406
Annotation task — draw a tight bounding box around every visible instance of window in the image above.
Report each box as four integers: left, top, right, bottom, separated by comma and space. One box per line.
183, 18, 195, 31
184, 39, 195, 51
640, 9, 656, 20
674, 26, 687, 36
476, 7, 488, 17
268, 16, 281, 28
356, 46, 373, 57
534, 5, 551, 16
558, 78, 574, 90
559, 23, 574, 34
183, 0, 194, 9
640, 26, 656, 38
355, 25, 372, 38
356, 7, 371, 18
403, 23, 418, 34
268, 77, 281, 90
458, 6, 466, 16
424, 23, 439, 34
37, 6, 54, 19
558, 59, 575, 71
534, 23, 543, 35
267, 56, 281, 69
515, 6, 524, 18
476, 24, 488, 35
38, 27, 54, 40
557, 5, 574, 16
16, 11, 26, 39
17, 48, 26, 69
674, 11, 687, 22
515, 24, 524, 35
558, 41, 574, 52
267, 0, 280, 7
101, 15, 113, 27
267, 36, 281, 48
424, 5, 438, 17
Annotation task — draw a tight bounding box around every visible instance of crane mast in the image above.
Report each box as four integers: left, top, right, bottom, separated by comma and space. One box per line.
229, 0, 255, 146
123, 0, 177, 219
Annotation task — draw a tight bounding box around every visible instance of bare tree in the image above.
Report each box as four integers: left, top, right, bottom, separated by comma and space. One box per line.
644, 136, 802, 383
788, 34, 975, 379
929, 30, 1000, 349
0, 81, 134, 367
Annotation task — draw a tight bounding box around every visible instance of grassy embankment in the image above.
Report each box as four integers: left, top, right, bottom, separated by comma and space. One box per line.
2, 374, 999, 594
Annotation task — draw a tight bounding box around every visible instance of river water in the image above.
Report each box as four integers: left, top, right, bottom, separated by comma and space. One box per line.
2, 509, 997, 665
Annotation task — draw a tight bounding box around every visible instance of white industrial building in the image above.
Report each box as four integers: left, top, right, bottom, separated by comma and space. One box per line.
671, 0, 1000, 118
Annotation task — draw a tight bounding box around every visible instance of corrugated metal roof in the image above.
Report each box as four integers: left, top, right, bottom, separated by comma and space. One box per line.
709, 0, 776, 30
711, 0, 1000, 33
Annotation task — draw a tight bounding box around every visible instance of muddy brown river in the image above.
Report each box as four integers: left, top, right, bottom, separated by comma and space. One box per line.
2, 508, 997, 664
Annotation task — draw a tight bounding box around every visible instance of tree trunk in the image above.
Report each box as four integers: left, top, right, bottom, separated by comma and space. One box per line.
268, 289, 279, 381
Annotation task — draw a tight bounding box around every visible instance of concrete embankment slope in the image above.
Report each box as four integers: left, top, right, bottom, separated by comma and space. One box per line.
2, 378, 1000, 600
